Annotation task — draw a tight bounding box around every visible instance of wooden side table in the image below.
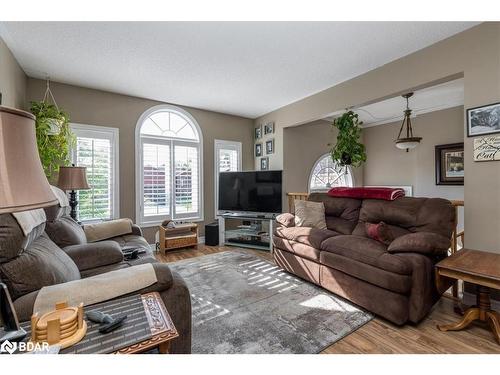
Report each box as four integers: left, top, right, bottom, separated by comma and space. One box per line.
159, 223, 198, 254
435, 249, 500, 344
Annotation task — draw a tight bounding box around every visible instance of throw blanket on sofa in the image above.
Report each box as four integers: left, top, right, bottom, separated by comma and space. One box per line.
50, 185, 70, 207
83, 218, 133, 242
33, 263, 157, 315
12, 209, 46, 236
328, 187, 405, 201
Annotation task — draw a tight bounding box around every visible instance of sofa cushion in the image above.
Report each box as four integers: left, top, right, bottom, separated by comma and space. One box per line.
320, 251, 412, 294
108, 234, 151, 253
273, 236, 321, 262
0, 233, 80, 299
275, 226, 339, 249
294, 200, 327, 229
320, 235, 411, 275
45, 216, 87, 248
307, 193, 361, 234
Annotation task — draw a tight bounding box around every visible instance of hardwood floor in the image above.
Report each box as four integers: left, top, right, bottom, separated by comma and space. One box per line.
155, 244, 500, 354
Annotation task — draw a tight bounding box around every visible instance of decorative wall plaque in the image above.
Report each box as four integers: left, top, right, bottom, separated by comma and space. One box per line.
473, 136, 500, 161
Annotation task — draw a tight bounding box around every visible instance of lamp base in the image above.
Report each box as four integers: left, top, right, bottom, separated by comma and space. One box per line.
69, 190, 79, 222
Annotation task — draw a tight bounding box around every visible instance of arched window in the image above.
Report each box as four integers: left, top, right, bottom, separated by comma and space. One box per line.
308, 154, 354, 192
136, 105, 203, 224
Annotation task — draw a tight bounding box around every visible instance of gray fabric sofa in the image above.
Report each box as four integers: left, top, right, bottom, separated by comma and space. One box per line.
0, 206, 192, 354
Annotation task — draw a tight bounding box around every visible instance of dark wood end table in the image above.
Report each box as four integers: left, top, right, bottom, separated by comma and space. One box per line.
435, 249, 500, 344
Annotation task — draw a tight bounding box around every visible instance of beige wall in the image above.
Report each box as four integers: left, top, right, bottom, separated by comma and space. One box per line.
363, 106, 464, 229
26, 78, 254, 242
283, 119, 363, 204
254, 23, 500, 253
0, 37, 26, 109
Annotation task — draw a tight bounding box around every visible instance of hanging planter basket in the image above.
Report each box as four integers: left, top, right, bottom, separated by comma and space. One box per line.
329, 110, 367, 168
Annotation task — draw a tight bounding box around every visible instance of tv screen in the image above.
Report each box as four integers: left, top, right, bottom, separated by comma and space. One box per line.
218, 171, 282, 214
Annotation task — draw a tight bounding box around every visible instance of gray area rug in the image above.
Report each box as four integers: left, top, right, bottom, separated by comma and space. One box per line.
169, 251, 373, 353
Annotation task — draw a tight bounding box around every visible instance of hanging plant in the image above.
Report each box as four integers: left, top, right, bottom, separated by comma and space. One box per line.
329, 110, 366, 167
30, 100, 75, 182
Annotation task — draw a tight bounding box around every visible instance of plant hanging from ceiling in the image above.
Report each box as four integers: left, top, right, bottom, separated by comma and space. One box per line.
329, 110, 366, 168
30, 79, 75, 182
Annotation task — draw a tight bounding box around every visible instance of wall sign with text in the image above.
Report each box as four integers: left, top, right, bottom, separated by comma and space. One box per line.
473, 136, 500, 161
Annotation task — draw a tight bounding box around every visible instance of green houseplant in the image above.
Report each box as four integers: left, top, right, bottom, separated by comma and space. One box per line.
329, 110, 366, 167
30, 101, 75, 182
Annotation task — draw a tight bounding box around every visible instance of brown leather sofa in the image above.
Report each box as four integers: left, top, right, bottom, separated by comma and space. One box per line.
0, 205, 192, 353
273, 193, 455, 325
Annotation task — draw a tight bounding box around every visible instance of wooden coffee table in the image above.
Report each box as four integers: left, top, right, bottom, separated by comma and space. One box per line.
435, 249, 500, 344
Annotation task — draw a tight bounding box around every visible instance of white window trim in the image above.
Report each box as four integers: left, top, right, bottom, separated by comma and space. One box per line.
70, 123, 120, 222
135, 104, 204, 227
214, 139, 242, 217
308, 153, 354, 193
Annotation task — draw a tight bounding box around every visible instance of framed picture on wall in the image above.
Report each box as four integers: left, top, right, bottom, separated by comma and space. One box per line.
255, 143, 262, 157
255, 125, 262, 140
265, 139, 274, 154
467, 102, 500, 137
264, 122, 275, 135
435, 143, 464, 185
260, 157, 269, 170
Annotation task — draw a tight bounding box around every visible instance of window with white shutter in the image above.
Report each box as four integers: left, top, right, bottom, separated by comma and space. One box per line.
214, 140, 242, 215
136, 105, 203, 225
70, 124, 119, 222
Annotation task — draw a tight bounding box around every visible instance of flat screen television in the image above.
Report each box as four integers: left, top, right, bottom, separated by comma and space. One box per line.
218, 171, 282, 214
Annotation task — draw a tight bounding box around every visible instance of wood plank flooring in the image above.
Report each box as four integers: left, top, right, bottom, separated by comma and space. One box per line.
155, 244, 500, 353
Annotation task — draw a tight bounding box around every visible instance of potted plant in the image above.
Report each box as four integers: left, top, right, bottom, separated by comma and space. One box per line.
329, 110, 366, 168
30, 101, 75, 182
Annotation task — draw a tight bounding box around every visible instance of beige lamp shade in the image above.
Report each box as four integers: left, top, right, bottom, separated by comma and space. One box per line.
57, 166, 90, 191
0, 106, 58, 214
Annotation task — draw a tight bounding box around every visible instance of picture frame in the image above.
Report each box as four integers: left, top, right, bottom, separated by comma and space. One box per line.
467, 101, 500, 137
265, 139, 274, 154
255, 143, 262, 157
255, 125, 262, 140
264, 121, 275, 135
260, 157, 269, 171
435, 143, 464, 185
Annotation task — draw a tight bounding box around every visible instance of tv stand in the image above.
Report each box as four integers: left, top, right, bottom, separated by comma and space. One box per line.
217, 213, 275, 252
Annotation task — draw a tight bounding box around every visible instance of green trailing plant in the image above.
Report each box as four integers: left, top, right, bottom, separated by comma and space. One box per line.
329, 110, 367, 167
30, 101, 75, 182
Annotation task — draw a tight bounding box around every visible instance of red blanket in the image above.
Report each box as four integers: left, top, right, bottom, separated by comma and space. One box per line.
327, 187, 405, 201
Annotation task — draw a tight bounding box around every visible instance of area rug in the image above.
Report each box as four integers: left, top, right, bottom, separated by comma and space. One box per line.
169, 251, 373, 354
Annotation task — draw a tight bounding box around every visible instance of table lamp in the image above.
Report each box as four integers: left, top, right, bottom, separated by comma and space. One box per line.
1, 105, 59, 343
57, 165, 90, 221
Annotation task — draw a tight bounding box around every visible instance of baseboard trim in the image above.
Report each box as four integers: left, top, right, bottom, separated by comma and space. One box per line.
463, 291, 500, 310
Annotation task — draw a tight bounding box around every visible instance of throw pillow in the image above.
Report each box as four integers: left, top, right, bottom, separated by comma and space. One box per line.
365, 221, 394, 245
387, 232, 451, 255
294, 200, 327, 229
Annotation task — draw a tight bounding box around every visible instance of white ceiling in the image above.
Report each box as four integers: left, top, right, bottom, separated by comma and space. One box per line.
324, 78, 464, 127
0, 22, 477, 118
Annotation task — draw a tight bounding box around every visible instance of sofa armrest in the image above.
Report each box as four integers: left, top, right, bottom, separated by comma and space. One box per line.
387, 232, 450, 256
276, 213, 295, 228
131, 224, 143, 236
63, 241, 124, 271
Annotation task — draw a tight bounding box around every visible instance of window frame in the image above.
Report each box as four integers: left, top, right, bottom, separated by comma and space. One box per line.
70, 123, 120, 223
214, 139, 242, 216
308, 153, 354, 193
135, 104, 204, 226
